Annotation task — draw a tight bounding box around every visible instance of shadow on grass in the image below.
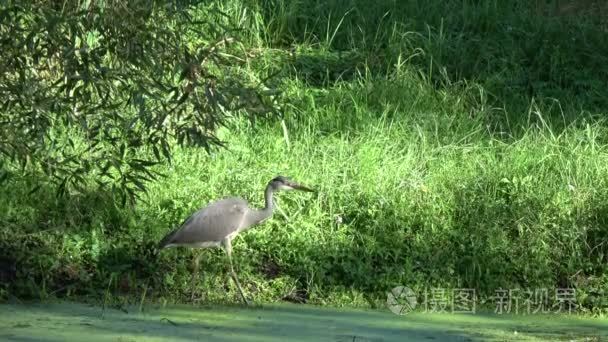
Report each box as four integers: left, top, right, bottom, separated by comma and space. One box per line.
0, 179, 157, 299
252, 0, 608, 135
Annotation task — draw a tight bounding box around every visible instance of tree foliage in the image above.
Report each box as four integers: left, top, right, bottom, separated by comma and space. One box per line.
0, 0, 281, 204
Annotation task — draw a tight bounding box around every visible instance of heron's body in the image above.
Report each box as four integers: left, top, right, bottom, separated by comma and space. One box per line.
159, 198, 253, 249
157, 176, 314, 305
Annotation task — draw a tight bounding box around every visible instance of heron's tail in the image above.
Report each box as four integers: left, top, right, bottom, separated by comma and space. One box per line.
157, 228, 179, 250
153, 232, 174, 258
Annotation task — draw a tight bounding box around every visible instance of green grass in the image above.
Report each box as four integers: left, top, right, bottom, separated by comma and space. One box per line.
1, 301, 606, 341
1, 0, 608, 315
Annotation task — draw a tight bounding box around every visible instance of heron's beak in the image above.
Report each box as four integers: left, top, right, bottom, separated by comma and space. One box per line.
290, 182, 315, 192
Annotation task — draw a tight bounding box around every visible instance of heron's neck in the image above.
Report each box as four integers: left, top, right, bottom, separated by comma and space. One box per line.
247, 185, 275, 227
263, 184, 274, 212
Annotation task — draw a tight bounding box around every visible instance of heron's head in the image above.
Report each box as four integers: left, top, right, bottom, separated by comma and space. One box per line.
269, 176, 314, 192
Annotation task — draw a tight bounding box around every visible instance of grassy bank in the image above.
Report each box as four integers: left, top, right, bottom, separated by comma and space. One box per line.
1, 0, 607, 313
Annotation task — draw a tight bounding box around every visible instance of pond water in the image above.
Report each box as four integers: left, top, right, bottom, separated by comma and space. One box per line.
0, 301, 605, 341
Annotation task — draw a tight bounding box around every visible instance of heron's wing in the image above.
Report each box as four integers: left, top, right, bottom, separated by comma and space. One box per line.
157, 214, 195, 248
159, 198, 248, 247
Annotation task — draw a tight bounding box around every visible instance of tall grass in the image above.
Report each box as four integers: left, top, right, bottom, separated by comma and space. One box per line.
1, 0, 607, 312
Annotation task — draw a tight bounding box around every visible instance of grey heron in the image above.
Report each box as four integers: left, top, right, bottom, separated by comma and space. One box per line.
157, 176, 314, 305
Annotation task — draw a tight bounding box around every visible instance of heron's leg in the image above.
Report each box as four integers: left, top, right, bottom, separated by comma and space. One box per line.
190, 249, 204, 302
222, 238, 250, 305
